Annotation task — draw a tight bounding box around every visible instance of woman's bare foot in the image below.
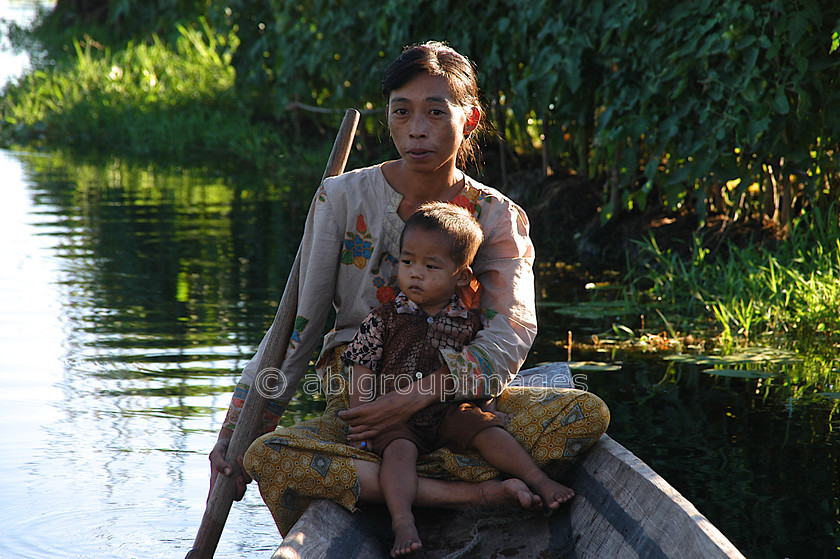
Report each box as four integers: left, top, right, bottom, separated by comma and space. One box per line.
529, 476, 575, 510
478, 478, 543, 510
391, 518, 422, 557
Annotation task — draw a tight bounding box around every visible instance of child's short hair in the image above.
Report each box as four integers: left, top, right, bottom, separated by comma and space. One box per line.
400, 202, 483, 267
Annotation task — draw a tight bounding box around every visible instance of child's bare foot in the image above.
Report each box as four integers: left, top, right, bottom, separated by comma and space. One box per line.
391, 519, 422, 557
478, 478, 543, 510
530, 477, 575, 510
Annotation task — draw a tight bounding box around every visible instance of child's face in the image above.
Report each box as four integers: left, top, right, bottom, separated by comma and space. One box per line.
398, 227, 470, 315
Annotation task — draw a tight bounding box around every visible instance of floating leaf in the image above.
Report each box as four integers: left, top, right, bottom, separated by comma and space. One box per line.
815, 392, 840, 400
663, 347, 801, 366
703, 368, 773, 379
568, 361, 623, 372
663, 354, 722, 365
553, 301, 635, 320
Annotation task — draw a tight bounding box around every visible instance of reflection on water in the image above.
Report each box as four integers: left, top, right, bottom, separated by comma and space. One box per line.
2, 145, 839, 558
530, 285, 840, 558
0, 149, 321, 558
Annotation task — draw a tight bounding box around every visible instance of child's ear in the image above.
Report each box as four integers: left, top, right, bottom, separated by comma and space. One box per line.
456, 266, 474, 287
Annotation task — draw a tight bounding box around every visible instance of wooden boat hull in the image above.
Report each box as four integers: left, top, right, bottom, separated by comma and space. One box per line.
270, 364, 745, 558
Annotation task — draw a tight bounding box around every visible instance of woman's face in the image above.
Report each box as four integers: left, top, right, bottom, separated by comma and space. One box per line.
387, 73, 472, 175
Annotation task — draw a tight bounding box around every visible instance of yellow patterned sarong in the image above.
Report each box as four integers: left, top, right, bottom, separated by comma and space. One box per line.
243, 347, 610, 535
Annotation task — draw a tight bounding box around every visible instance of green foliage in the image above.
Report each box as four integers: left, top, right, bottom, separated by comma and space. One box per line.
6, 0, 840, 228
224, 0, 840, 226
627, 204, 840, 344
0, 19, 286, 164
30, 0, 218, 47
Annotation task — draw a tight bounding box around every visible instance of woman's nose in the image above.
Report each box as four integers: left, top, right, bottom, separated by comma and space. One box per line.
409, 115, 428, 138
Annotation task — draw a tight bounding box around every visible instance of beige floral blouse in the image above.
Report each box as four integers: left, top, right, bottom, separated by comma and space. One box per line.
223, 163, 536, 432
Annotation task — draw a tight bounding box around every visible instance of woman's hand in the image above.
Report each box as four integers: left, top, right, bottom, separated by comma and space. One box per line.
339, 365, 451, 442
208, 436, 252, 501
339, 390, 417, 442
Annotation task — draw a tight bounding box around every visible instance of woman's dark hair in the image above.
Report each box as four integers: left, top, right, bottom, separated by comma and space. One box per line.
382, 41, 488, 169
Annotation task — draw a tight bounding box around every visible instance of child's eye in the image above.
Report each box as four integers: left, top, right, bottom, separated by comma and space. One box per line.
401, 259, 412, 265
426, 264, 439, 270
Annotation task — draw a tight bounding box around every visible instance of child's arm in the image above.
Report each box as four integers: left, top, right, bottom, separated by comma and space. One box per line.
349, 363, 376, 410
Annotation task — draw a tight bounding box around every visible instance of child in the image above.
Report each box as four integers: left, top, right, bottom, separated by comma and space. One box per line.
342, 202, 574, 557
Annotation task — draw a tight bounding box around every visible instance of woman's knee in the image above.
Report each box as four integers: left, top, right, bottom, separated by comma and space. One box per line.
243, 431, 284, 479
590, 392, 611, 436
500, 387, 610, 443
559, 389, 610, 439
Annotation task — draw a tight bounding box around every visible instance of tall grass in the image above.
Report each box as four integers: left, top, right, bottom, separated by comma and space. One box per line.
627, 205, 840, 345
0, 19, 287, 165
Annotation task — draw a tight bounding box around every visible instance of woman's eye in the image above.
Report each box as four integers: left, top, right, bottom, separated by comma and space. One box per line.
393, 108, 408, 116
430, 109, 444, 116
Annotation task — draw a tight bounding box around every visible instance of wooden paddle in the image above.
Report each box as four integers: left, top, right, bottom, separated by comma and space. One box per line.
187, 108, 360, 559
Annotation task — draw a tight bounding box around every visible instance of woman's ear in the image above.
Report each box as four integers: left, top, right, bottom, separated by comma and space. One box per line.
465, 107, 481, 135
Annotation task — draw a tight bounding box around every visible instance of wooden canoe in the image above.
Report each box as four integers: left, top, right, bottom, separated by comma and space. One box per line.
269, 363, 746, 559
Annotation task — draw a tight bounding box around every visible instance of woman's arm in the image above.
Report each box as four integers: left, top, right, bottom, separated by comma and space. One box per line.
210, 182, 343, 489
441, 195, 537, 399
347, 362, 379, 448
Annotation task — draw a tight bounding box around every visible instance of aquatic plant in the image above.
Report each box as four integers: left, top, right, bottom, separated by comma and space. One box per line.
626, 204, 840, 345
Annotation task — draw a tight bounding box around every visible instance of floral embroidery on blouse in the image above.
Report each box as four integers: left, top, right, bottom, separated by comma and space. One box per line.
373, 276, 397, 304
481, 308, 498, 327
450, 187, 490, 219
289, 315, 309, 348
223, 381, 286, 433
371, 251, 398, 304
443, 346, 499, 398
342, 214, 373, 269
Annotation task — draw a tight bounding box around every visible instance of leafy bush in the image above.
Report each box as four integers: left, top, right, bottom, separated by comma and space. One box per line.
225, 0, 840, 227
6, 0, 840, 229
0, 19, 277, 162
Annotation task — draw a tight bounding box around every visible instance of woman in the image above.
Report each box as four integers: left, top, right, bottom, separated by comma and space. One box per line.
209, 41, 610, 540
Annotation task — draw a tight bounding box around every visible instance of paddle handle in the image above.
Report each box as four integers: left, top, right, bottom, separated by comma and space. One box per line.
187, 108, 360, 559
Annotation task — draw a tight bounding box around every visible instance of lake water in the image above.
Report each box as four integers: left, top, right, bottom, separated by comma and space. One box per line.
1, 3, 839, 558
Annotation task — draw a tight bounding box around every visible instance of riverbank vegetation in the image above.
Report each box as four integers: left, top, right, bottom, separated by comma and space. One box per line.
0, 15, 304, 167
627, 204, 840, 345
2, 0, 839, 352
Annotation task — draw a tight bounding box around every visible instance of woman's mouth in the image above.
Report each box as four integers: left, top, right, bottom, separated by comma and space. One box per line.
406, 149, 432, 160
